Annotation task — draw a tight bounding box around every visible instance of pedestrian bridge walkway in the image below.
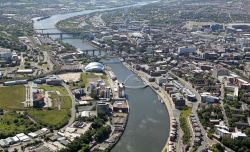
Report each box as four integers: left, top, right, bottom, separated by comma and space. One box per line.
123, 74, 148, 89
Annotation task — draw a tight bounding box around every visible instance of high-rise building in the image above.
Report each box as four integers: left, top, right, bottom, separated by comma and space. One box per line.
117, 83, 125, 98
103, 87, 111, 99
89, 82, 97, 95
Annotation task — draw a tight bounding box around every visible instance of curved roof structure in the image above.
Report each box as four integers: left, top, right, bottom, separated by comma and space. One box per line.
84, 62, 104, 72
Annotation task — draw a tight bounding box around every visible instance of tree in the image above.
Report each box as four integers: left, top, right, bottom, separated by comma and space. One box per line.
13, 148, 18, 152
94, 125, 111, 142
211, 143, 225, 152
0, 109, 3, 115
80, 144, 89, 152
91, 118, 105, 129
245, 128, 250, 136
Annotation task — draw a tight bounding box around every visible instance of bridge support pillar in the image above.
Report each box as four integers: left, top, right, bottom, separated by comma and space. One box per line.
92, 50, 95, 56
99, 50, 101, 56
60, 33, 63, 40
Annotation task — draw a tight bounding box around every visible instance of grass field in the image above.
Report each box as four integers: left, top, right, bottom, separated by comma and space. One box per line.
0, 112, 38, 138
81, 72, 109, 87
27, 109, 69, 129
101, 74, 109, 86
0, 85, 25, 110
50, 94, 72, 110
61, 96, 72, 110
30, 85, 72, 129
180, 107, 192, 145
39, 85, 68, 95
82, 72, 89, 86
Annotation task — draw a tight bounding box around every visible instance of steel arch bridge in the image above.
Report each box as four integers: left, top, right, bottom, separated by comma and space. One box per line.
123, 74, 148, 89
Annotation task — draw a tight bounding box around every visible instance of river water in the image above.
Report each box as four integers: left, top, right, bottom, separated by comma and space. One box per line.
33, 2, 169, 152
105, 59, 170, 152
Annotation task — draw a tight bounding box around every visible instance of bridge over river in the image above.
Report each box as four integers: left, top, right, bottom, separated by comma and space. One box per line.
33, 1, 170, 150
35, 28, 92, 40
123, 74, 148, 89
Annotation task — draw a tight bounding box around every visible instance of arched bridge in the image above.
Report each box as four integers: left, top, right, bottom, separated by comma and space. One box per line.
123, 74, 148, 89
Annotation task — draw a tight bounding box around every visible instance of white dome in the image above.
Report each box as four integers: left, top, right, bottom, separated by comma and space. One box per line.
84, 62, 104, 72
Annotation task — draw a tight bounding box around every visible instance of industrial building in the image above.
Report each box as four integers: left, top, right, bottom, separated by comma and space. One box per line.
96, 101, 110, 116
108, 71, 117, 80
46, 76, 62, 86
16, 69, 33, 74
200, 92, 219, 103
0, 48, 12, 63
113, 100, 129, 113
178, 46, 196, 55
171, 93, 186, 109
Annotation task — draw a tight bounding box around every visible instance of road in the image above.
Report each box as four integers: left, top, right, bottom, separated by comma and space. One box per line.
170, 72, 216, 151
220, 80, 229, 127
171, 73, 236, 152
61, 83, 76, 130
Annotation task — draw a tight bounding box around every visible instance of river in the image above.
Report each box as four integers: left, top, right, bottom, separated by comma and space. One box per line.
33, 2, 169, 152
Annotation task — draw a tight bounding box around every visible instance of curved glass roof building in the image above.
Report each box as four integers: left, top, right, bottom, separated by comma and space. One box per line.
84, 62, 104, 72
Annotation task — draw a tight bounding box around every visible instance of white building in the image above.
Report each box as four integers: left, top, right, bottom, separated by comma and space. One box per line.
16, 133, 30, 142
81, 111, 90, 117
215, 128, 230, 138
16, 69, 33, 74
231, 131, 247, 139
201, 92, 219, 103
117, 83, 125, 98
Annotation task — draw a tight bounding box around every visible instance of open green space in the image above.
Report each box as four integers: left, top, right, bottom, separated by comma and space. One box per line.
39, 85, 68, 95
29, 85, 72, 129
180, 107, 192, 145
27, 109, 69, 129
80, 72, 99, 87
80, 72, 109, 88
49, 94, 72, 110
0, 112, 38, 139
101, 73, 109, 86
198, 105, 223, 131
60, 117, 111, 152
0, 85, 25, 110
82, 72, 89, 87
61, 96, 72, 110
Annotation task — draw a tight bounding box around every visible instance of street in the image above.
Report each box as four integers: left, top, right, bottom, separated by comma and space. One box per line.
61, 83, 76, 131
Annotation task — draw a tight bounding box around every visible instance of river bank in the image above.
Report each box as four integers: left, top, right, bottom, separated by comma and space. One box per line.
121, 61, 174, 152
34, 1, 170, 150
100, 68, 130, 151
